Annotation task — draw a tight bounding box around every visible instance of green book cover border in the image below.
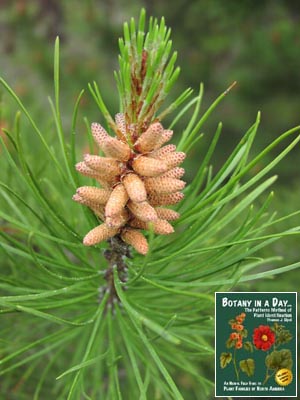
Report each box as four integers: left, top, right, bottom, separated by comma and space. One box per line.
215, 292, 298, 398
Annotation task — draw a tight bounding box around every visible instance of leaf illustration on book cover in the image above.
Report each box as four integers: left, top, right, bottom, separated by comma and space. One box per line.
272, 323, 293, 346
276, 329, 293, 346
265, 349, 293, 370
220, 352, 232, 368
239, 358, 255, 377
243, 341, 254, 352
226, 338, 235, 348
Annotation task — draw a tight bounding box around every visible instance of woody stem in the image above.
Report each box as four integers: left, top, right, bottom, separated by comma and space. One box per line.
103, 235, 131, 307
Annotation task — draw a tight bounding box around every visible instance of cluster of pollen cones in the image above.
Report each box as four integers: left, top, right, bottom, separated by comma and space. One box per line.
73, 113, 186, 255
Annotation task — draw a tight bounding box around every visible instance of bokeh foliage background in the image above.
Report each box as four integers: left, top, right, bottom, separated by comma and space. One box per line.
0, 1, 299, 399
1, 0, 299, 275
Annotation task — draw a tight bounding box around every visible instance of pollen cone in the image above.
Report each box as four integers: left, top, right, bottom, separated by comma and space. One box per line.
91, 122, 110, 147
129, 218, 174, 235
148, 192, 184, 206
83, 224, 118, 246
75, 117, 186, 255
115, 113, 126, 139
72, 194, 105, 219
155, 207, 180, 221
106, 209, 129, 228
75, 162, 117, 187
127, 200, 158, 222
101, 136, 131, 161
150, 144, 176, 158
91, 122, 131, 161
161, 167, 185, 179
75, 162, 103, 179
105, 184, 129, 217
121, 228, 149, 255
144, 177, 186, 194
154, 129, 173, 149
76, 186, 111, 204
132, 156, 168, 177
123, 173, 147, 203
164, 152, 186, 168
134, 122, 164, 153
83, 155, 121, 176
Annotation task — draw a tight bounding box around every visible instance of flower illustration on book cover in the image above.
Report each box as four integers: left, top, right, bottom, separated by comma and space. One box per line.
253, 325, 275, 351
220, 315, 293, 385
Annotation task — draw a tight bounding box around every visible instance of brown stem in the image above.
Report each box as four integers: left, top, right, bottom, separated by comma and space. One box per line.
101, 235, 131, 309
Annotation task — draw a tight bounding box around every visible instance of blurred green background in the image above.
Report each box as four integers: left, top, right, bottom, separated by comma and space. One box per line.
1, 0, 300, 173
0, 1, 299, 398
1, 0, 299, 263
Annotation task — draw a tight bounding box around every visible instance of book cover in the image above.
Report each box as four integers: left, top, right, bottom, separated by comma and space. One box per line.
215, 292, 297, 397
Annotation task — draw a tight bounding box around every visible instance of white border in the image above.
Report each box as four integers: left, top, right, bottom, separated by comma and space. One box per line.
214, 291, 298, 398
